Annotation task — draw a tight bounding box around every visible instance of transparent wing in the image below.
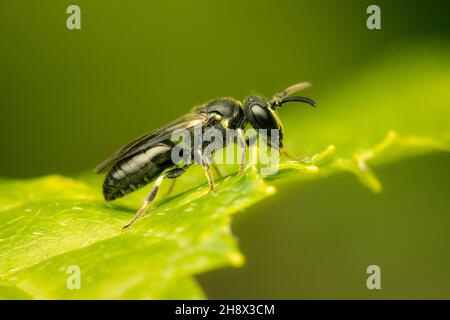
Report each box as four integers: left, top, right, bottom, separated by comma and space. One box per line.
95, 113, 211, 173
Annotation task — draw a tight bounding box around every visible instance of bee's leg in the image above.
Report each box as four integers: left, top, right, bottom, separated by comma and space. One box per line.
280, 149, 310, 163
236, 128, 247, 173
122, 166, 187, 230
280, 149, 296, 160
196, 149, 215, 192
164, 179, 177, 197
212, 163, 223, 179
204, 163, 215, 192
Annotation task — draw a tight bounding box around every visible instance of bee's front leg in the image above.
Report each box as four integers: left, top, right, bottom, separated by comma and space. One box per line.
280, 149, 311, 163
236, 128, 247, 173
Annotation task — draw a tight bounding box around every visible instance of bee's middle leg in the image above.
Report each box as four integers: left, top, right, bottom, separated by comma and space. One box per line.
211, 163, 223, 179
197, 149, 215, 192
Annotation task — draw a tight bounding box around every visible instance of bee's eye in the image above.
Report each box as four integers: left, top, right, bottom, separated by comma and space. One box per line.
244, 97, 280, 130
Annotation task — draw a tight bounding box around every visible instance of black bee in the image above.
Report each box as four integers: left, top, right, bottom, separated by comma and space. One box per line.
96, 83, 316, 229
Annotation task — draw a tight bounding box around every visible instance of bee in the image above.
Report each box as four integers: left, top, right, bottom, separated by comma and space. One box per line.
96, 83, 316, 229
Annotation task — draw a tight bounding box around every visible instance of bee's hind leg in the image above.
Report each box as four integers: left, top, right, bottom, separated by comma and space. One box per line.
164, 179, 177, 197
122, 166, 188, 230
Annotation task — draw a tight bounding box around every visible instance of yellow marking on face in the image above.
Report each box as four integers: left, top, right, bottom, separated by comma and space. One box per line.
221, 119, 230, 128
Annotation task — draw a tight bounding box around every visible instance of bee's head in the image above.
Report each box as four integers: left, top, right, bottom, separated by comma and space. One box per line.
243, 90, 316, 148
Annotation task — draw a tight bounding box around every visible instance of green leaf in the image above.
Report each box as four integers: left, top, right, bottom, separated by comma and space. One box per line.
0, 171, 270, 299
0, 45, 449, 299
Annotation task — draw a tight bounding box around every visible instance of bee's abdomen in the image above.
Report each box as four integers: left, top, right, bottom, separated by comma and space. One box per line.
103, 143, 173, 201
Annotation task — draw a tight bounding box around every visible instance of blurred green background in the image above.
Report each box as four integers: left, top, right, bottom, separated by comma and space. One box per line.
1, 0, 449, 298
